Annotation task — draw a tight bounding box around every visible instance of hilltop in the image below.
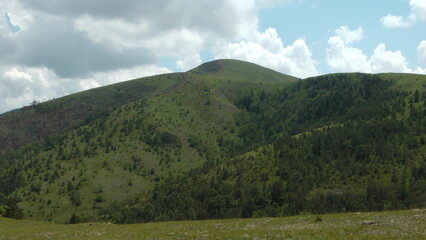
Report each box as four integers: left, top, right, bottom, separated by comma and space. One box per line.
0, 59, 295, 152
0, 59, 425, 224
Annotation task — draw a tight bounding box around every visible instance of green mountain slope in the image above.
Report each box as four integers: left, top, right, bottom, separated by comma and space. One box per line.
100, 73, 426, 223
0, 73, 181, 152
0, 60, 425, 224
0, 59, 297, 223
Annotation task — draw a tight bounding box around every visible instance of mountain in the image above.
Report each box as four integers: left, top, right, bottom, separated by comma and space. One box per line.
0, 59, 425, 224
0, 59, 296, 222
100, 72, 426, 223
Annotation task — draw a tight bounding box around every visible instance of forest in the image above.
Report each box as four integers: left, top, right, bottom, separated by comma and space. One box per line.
99, 74, 426, 223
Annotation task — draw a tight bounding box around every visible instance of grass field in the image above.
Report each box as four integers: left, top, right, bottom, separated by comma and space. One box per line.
1, 209, 425, 240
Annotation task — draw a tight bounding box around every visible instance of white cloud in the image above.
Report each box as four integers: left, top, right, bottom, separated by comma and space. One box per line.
214, 28, 318, 78
380, 15, 413, 28
326, 36, 372, 72
257, 28, 285, 52
411, 0, 426, 22
335, 26, 364, 44
21, 0, 259, 38
326, 27, 372, 73
418, 40, 426, 64
74, 16, 205, 71
371, 44, 411, 73
326, 26, 419, 74
256, 0, 298, 8
380, 0, 426, 28
415, 45, 426, 72
17, 0, 260, 76
414, 67, 426, 74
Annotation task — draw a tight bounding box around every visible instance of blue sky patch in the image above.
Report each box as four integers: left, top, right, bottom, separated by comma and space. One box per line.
5, 12, 20, 33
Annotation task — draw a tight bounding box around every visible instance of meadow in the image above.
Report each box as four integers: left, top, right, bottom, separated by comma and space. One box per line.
1, 209, 425, 240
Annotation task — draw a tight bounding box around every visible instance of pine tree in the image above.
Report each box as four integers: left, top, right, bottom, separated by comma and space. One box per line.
69, 212, 80, 224
3, 197, 24, 220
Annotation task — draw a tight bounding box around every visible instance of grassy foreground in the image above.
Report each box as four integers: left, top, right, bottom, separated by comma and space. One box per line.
1, 210, 425, 240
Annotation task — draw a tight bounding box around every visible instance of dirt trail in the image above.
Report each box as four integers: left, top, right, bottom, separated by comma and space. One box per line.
162, 73, 189, 95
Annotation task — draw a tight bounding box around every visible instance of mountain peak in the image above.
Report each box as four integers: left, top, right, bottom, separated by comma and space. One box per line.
190, 59, 223, 75
190, 59, 298, 83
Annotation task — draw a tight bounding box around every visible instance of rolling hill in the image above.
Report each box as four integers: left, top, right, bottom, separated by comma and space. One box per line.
0, 59, 297, 222
0, 59, 425, 225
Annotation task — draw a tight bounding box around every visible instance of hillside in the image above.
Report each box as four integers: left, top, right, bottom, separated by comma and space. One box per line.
0, 59, 295, 152
0, 60, 425, 224
0, 59, 296, 223
0, 73, 181, 152
100, 72, 426, 223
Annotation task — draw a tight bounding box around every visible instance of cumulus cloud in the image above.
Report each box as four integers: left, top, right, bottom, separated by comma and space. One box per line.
326, 27, 372, 72
23, 0, 258, 41
0, 4, 156, 78
380, 0, 426, 28
414, 68, 426, 74
380, 14, 413, 28
418, 40, 426, 64
1, 0, 261, 76
371, 44, 411, 73
335, 26, 364, 44
411, 0, 426, 22
326, 37, 372, 73
19, 17, 155, 78
326, 26, 419, 74
214, 28, 318, 78
416, 40, 426, 73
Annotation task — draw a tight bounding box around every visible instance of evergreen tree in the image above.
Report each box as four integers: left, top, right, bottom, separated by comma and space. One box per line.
68, 212, 80, 224
3, 197, 24, 220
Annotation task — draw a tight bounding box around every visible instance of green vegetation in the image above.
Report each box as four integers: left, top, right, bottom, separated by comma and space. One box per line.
0, 73, 181, 151
2, 197, 24, 220
0, 59, 425, 228
1, 210, 425, 239
99, 72, 426, 223
0, 60, 295, 223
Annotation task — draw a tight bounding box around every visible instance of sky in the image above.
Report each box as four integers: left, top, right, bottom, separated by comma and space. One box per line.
0, 0, 425, 114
